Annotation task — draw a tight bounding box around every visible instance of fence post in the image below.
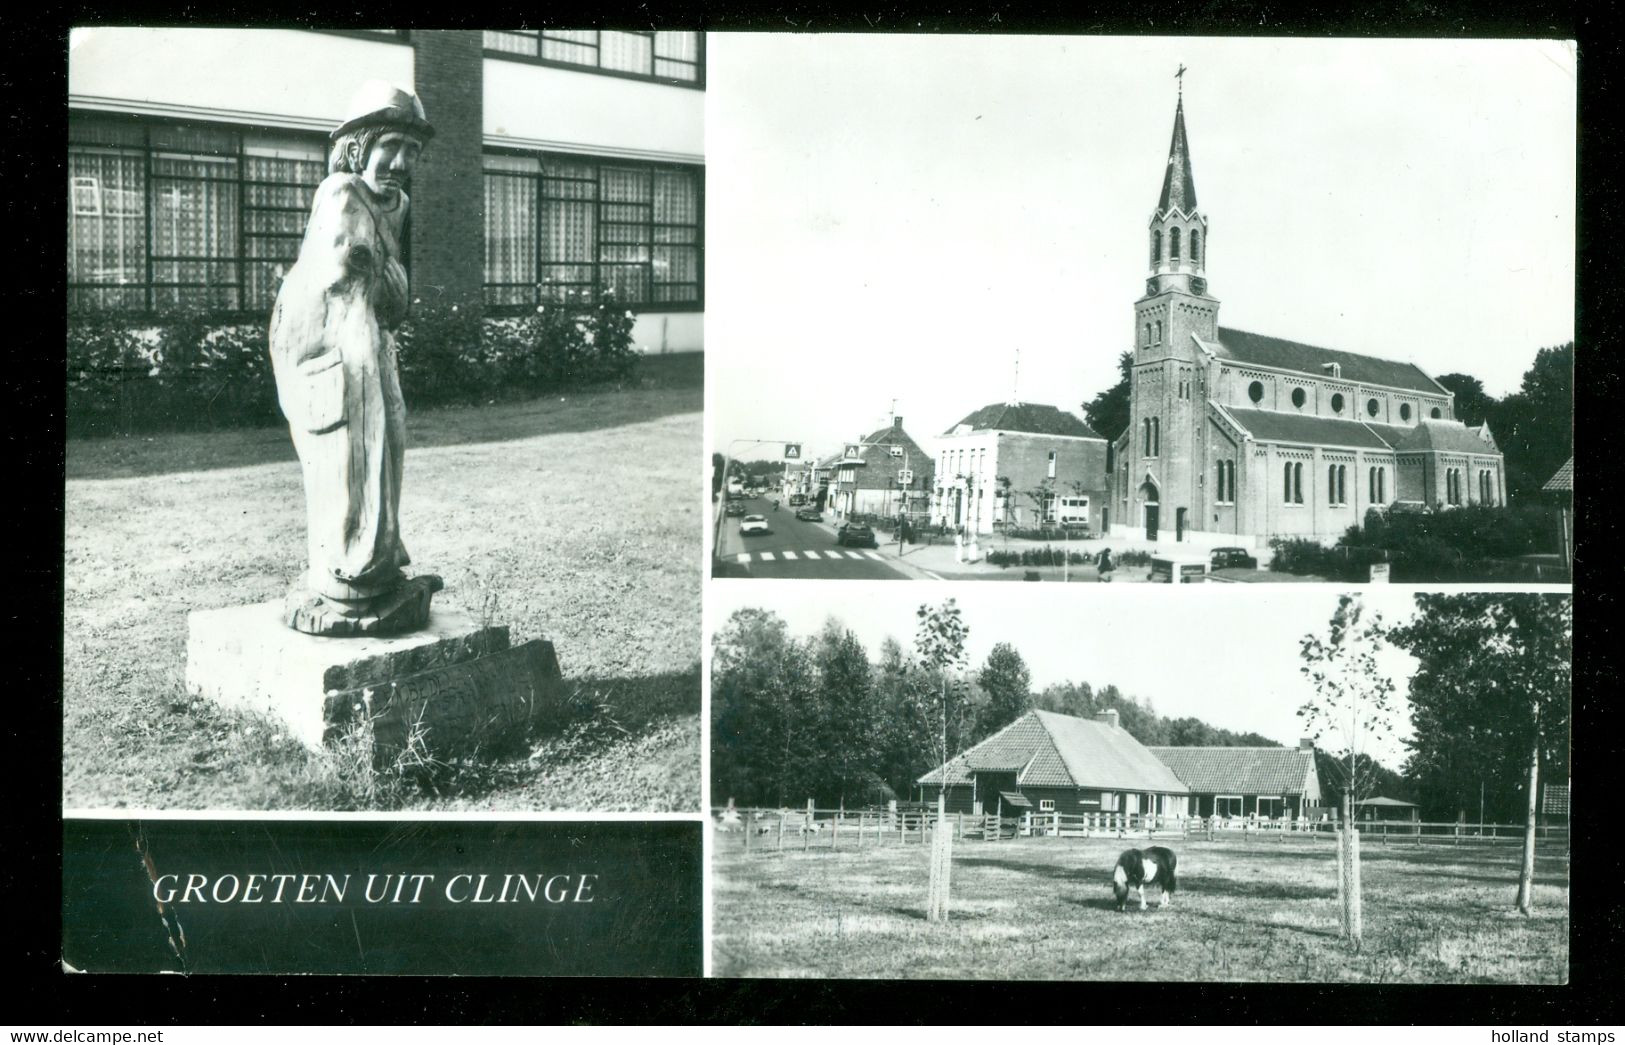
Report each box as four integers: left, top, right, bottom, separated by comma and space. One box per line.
745, 810, 754, 853
777, 813, 785, 851
832, 811, 840, 850
1348, 828, 1364, 949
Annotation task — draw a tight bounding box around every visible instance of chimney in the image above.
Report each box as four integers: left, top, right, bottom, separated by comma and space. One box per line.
1096, 709, 1120, 730
1299, 738, 1314, 750
893, 416, 903, 430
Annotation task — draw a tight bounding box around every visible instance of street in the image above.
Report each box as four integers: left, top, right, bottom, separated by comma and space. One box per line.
712, 498, 910, 579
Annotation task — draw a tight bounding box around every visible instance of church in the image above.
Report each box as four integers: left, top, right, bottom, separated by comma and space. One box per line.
1110, 92, 1506, 545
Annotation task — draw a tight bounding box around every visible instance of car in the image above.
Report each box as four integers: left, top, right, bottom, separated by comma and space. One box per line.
795, 507, 822, 522
1210, 546, 1259, 570
788, 494, 807, 507
725, 501, 747, 517
836, 522, 876, 548
740, 514, 772, 535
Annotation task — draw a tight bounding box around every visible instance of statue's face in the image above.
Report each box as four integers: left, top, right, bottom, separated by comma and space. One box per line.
355, 131, 423, 200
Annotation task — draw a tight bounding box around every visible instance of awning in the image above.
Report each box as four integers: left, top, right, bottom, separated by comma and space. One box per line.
997, 791, 1032, 809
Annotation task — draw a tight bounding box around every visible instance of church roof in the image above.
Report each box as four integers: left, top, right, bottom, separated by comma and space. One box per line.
1148, 746, 1319, 797
1543, 457, 1574, 493
919, 710, 1188, 794
1221, 407, 1393, 450
946, 402, 1103, 440
1157, 97, 1198, 214
1381, 418, 1501, 454
1212, 328, 1447, 395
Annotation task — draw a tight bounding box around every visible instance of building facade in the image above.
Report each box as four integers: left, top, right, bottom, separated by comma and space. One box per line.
829, 416, 936, 519
68, 28, 703, 352
930, 402, 1109, 534
1110, 95, 1503, 545
1147, 741, 1322, 820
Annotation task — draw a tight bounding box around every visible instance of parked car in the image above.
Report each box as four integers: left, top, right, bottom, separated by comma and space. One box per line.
836, 522, 876, 548
795, 507, 822, 522
1210, 546, 1259, 570
740, 514, 772, 535
788, 494, 807, 507
725, 501, 747, 517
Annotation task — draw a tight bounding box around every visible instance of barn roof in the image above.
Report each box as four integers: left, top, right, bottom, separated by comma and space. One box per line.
1147, 746, 1319, 797
1212, 328, 1446, 396
918, 710, 1188, 794
1543, 457, 1574, 493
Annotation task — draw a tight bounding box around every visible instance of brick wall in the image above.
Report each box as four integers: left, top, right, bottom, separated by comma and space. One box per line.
410, 30, 485, 316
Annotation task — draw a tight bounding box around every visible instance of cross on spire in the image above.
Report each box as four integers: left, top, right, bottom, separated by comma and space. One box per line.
1176, 63, 1187, 99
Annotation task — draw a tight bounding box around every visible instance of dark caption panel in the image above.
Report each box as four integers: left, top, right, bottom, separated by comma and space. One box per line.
62, 818, 701, 976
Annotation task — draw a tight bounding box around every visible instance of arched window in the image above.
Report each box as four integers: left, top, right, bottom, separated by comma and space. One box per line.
1170, 227, 1181, 260
1294, 462, 1304, 504
1284, 462, 1293, 502
1155, 320, 1163, 344
1191, 229, 1201, 264
1248, 381, 1264, 404
1228, 461, 1236, 503
1400, 403, 1412, 422
1292, 388, 1307, 409
1142, 418, 1150, 456
1431, 407, 1442, 419
1217, 461, 1225, 501
1367, 398, 1380, 418
1379, 467, 1386, 503
1329, 465, 1338, 504
1152, 230, 1162, 266
1331, 393, 1344, 414
1339, 465, 1347, 505
1144, 323, 1152, 347
1152, 417, 1160, 457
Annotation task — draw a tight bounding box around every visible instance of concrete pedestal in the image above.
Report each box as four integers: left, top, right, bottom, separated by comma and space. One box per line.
186, 600, 564, 763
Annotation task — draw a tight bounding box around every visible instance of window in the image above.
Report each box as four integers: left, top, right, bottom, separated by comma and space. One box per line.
1257, 797, 1284, 819
1152, 417, 1160, 457
1291, 387, 1306, 409
1378, 467, 1386, 503
1248, 380, 1264, 404
1367, 398, 1381, 418
1328, 465, 1338, 504
1143, 322, 1151, 347
1151, 230, 1161, 267
1400, 403, 1412, 421
483, 30, 703, 85
69, 114, 326, 314
1190, 229, 1200, 264
1431, 406, 1443, 419
1215, 796, 1244, 818
1284, 462, 1293, 502
1294, 462, 1304, 504
1170, 226, 1181, 260
1047, 450, 1057, 479
1155, 320, 1163, 344
484, 153, 701, 309
1330, 392, 1344, 414
1227, 461, 1236, 503
1039, 799, 1055, 812
1142, 418, 1151, 456
1216, 460, 1235, 505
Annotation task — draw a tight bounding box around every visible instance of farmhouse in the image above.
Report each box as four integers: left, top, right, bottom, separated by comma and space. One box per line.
1146, 741, 1322, 820
917, 709, 1191, 818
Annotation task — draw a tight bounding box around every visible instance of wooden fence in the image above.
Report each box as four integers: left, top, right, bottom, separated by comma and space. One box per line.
715, 806, 1569, 854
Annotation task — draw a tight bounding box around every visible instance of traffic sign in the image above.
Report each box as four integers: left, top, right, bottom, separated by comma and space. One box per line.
783, 443, 802, 460
843, 444, 862, 460
898, 469, 914, 485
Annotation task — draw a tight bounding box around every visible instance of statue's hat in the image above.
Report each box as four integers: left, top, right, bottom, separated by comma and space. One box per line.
330, 80, 435, 142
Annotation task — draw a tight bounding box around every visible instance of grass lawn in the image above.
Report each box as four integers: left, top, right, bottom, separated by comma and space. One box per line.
64, 368, 702, 812
712, 834, 1568, 982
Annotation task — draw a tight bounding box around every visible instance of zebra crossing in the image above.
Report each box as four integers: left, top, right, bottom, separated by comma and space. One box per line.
735, 549, 887, 564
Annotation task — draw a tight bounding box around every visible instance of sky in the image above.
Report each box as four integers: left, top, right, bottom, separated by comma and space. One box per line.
709, 584, 1428, 767
706, 35, 1576, 462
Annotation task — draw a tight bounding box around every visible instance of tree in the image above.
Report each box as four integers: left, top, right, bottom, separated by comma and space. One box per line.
1024, 478, 1056, 528
710, 608, 821, 807
1297, 595, 1401, 949
711, 452, 726, 496
1434, 372, 1495, 427
1082, 350, 1133, 445
914, 599, 970, 782
1492, 342, 1573, 502
812, 620, 879, 807
1389, 594, 1571, 916
977, 642, 1032, 736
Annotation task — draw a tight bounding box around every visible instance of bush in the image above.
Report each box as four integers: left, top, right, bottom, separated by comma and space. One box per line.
1333, 503, 1562, 581
985, 545, 1091, 568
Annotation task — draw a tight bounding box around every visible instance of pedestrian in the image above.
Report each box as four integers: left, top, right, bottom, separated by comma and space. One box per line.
1097, 546, 1115, 582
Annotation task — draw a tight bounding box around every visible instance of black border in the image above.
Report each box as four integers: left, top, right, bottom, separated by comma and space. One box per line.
26, 0, 1624, 1027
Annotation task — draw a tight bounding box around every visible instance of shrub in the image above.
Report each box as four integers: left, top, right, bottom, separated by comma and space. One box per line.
985, 545, 1091, 568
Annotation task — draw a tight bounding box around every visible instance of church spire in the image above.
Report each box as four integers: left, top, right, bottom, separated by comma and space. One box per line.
1156, 94, 1198, 215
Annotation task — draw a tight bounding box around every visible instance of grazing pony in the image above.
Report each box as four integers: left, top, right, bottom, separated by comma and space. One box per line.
1112, 846, 1178, 911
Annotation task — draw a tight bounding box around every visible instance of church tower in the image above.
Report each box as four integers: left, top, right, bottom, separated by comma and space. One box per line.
1125, 80, 1220, 539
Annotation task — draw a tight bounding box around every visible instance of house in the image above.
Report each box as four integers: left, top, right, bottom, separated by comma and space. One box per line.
1109, 92, 1504, 545
1147, 740, 1322, 820
916, 709, 1190, 818
1542, 456, 1574, 571
838, 416, 937, 520
930, 402, 1109, 535
1354, 796, 1420, 823
68, 28, 702, 352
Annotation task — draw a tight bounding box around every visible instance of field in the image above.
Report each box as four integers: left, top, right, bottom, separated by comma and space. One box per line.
712, 833, 1569, 982
63, 357, 702, 812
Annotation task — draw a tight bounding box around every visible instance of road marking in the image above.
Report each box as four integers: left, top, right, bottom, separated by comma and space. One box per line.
802, 550, 822, 559
736, 553, 751, 564
864, 551, 883, 560
759, 551, 776, 561
781, 550, 799, 560
844, 550, 864, 560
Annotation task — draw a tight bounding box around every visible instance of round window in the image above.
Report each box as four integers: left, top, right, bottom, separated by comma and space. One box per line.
1400, 403, 1412, 421
1431, 407, 1442, 419
1248, 381, 1264, 404
1367, 398, 1380, 417
1330, 393, 1345, 414
1291, 388, 1307, 409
